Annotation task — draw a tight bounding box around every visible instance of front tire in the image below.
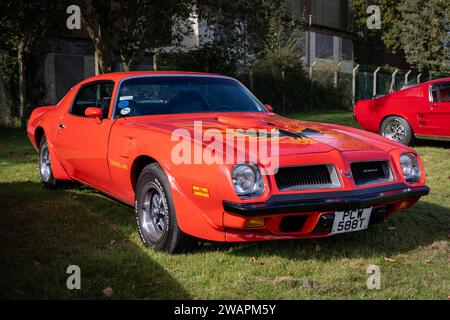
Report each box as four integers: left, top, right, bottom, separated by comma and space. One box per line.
39, 136, 60, 187
135, 163, 197, 253
380, 116, 413, 146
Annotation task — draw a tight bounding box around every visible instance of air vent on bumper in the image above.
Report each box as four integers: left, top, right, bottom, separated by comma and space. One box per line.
274, 164, 341, 191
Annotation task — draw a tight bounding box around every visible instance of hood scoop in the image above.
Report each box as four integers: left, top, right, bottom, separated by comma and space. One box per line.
216, 116, 307, 140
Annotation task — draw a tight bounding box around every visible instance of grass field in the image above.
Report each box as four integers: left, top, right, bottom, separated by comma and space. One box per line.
0, 111, 449, 299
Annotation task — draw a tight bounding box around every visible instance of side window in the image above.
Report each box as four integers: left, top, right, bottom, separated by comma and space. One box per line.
431, 82, 450, 102
70, 81, 114, 117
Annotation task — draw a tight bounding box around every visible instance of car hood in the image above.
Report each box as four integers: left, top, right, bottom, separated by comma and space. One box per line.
125, 112, 403, 156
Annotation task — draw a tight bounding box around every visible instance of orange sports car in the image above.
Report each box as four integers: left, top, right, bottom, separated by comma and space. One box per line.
27, 71, 429, 253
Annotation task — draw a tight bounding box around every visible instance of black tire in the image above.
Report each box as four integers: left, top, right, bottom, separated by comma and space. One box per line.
380, 116, 414, 146
38, 136, 60, 187
134, 163, 198, 253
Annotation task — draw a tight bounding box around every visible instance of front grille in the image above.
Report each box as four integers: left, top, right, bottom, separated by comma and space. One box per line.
275, 165, 340, 191
351, 161, 392, 185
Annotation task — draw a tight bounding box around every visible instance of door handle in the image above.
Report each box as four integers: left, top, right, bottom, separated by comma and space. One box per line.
58, 123, 66, 129
429, 103, 438, 109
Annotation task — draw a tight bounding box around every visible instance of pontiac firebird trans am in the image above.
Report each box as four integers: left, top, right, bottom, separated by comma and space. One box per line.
27, 71, 430, 253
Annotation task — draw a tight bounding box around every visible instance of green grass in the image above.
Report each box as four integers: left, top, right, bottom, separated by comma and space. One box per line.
0, 111, 449, 299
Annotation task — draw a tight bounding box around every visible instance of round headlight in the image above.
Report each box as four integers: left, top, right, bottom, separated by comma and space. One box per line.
400, 154, 413, 176
232, 164, 264, 197
400, 153, 421, 183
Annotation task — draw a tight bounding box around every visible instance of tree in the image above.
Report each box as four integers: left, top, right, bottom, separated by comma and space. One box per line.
0, 1, 68, 127
350, 0, 402, 45
79, 0, 195, 73
393, 0, 449, 74
351, 0, 449, 75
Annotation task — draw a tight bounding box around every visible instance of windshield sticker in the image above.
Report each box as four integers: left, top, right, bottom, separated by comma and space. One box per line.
118, 100, 129, 108
120, 107, 131, 115
119, 95, 133, 101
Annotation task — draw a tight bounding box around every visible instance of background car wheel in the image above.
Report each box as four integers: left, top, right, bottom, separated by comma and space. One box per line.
380, 116, 414, 146
135, 163, 198, 253
39, 136, 60, 187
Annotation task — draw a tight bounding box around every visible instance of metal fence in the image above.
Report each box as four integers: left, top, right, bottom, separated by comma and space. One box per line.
238, 63, 435, 114
236, 68, 352, 114
353, 65, 430, 103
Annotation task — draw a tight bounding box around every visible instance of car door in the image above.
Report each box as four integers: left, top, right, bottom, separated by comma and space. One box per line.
54, 80, 116, 192
427, 82, 450, 137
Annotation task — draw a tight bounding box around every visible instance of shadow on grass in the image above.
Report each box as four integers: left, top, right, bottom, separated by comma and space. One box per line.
414, 139, 450, 148
221, 200, 450, 261
1, 179, 449, 299
0, 181, 190, 299
68, 182, 449, 261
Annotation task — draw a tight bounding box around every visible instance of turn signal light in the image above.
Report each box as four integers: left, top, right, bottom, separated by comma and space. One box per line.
399, 201, 410, 210
192, 185, 209, 198
245, 217, 265, 228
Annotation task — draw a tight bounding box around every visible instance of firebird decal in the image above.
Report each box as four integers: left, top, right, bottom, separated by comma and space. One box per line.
109, 159, 128, 170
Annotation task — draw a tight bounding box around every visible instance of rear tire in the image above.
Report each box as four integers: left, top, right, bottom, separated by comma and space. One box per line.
38, 136, 61, 187
380, 116, 414, 146
134, 163, 198, 253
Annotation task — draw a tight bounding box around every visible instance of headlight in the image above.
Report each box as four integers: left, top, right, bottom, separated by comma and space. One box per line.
232, 164, 264, 197
400, 153, 421, 183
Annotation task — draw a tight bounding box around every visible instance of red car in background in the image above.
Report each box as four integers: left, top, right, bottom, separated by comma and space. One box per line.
354, 78, 450, 145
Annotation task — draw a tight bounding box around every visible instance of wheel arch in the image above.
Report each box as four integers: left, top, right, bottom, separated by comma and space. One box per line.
130, 155, 159, 193
379, 114, 414, 135
35, 126, 45, 147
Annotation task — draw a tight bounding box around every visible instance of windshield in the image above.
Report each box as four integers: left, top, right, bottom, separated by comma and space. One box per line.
114, 76, 265, 117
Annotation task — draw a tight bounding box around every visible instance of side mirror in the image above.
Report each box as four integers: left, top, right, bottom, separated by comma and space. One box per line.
264, 104, 274, 112
84, 107, 102, 119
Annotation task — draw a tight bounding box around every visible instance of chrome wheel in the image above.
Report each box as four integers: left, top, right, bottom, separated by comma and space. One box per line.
39, 144, 51, 182
139, 183, 168, 242
383, 119, 407, 143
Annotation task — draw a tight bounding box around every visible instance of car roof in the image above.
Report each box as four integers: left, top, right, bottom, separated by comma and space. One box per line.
425, 77, 450, 85
79, 71, 228, 85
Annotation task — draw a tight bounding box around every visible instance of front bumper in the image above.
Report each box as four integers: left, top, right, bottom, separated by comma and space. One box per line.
223, 183, 430, 216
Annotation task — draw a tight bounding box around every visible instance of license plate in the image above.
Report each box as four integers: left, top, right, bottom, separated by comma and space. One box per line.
331, 208, 372, 234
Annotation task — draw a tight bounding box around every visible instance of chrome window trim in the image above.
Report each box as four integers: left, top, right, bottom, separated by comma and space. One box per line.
428, 81, 450, 103
111, 74, 265, 119
69, 80, 115, 118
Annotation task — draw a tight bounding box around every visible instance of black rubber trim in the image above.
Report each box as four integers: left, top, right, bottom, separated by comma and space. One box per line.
223, 183, 430, 216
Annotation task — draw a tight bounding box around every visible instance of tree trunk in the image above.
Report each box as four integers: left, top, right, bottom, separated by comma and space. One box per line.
120, 52, 139, 72
18, 39, 27, 128
153, 48, 162, 71
0, 78, 12, 125
85, 21, 114, 74
94, 32, 113, 74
